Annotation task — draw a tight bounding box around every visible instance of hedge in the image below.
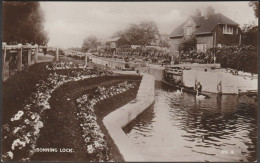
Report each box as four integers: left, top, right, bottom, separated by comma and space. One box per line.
208, 45, 257, 74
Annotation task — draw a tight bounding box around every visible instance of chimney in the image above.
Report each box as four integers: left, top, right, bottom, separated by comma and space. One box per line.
194, 9, 201, 17
204, 6, 215, 19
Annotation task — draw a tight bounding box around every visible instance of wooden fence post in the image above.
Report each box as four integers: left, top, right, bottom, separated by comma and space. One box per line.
56, 48, 59, 61
17, 44, 23, 71
34, 44, 38, 64
28, 48, 32, 66
2, 43, 7, 70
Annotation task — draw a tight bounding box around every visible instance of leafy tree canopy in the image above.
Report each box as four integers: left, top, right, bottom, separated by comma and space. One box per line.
3, 1, 49, 45
125, 21, 160, 46
158, 34, 171, 48
113, 21, 161, 47
241, 22, 258, 46
82, 35, 100, 52
249, 1, 259, 18
179, 36, 197, 52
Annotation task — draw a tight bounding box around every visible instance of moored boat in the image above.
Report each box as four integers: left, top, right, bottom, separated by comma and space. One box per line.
163, 66, 210, 98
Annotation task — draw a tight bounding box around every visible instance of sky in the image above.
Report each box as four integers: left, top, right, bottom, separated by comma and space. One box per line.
40, 1, 258, 48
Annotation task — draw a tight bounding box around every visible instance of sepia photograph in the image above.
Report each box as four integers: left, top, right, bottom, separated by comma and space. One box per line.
1, 1, 258, 162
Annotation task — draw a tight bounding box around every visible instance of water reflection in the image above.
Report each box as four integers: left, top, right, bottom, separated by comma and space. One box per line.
124, 81, 257, 162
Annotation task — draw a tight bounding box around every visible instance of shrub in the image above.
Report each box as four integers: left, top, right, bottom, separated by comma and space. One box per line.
208, 45, 257, 74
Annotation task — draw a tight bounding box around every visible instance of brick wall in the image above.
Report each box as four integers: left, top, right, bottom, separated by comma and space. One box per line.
196, 35, 214, 49
214, 24, 240, 46
169, 37, 182, 55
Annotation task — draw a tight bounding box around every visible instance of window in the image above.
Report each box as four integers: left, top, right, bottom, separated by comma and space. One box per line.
223, 25, 233, 34
197, 44, 207, 52
236, 28, 239, 34
174, 44, 179, 53
187, 26, 192, 36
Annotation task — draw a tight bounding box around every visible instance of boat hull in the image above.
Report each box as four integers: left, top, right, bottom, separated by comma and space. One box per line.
162, 80, 211, 98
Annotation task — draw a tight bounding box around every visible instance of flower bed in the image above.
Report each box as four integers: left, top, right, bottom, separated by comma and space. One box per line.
45, 61, 84, 70
1, 63, 118, 161
75, 81, 137, 161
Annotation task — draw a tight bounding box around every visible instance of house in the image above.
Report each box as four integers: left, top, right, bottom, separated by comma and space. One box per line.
169, 6, 241, 55
106, 37, 130, 53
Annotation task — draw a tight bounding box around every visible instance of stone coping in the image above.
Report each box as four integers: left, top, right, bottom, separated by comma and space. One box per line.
103, 73, 155, 161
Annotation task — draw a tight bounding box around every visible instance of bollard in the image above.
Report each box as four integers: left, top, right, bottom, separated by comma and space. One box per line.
17, 44, 23, 71
34, 44, 38, 63
28, 48, 32, 66
84, 54, 88, 68
56, 48, 59, 61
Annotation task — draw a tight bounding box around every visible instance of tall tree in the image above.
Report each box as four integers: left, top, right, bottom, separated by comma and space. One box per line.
158, 34, 170, 48
241, 23, 258, 46
249, 1, 259, 18
125, 21, 160, 46
3, 1, 49, 45
112, 30, 124, 38
82, 36, 99, 52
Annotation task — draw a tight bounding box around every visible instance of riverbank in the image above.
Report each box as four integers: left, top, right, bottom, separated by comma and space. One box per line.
90, 55, 257, 94
103, 73, 155, 161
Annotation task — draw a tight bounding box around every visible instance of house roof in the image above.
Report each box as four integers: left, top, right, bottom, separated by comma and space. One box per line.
190, 15, 204, 26
194, 13, 239, 35
169, 22, 185, 38
169, 13, 239, 37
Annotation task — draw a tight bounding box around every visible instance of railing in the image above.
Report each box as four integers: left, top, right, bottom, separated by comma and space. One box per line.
2, 43, 90, 80
2, 42, 60, 72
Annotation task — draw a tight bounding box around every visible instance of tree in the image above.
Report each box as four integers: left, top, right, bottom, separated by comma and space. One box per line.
112, 30, 124, 38
158, 34, 170, 48
179, 36, 197, 52
241, 23, 258, 46
249, 1, 259, 18
3, 1, 49, 45
212, 46, 257, 74
124, 21, 160, 46
82, 36, 99, 52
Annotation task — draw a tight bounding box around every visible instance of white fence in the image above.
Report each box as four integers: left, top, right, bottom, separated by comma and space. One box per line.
2, 43, 60, 71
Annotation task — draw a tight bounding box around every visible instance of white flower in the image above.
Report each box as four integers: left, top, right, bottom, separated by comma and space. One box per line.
23, 136, 30, 144
98, 132, 105, 138
6, 151, 13, 159
24, 119, 30, 125
11, 139, 26, 150
13, 127, 21, 134
36, 121, 44, 129
31, 114, 36, 120
14, 114, 21, 121
94, 141, 103, 148
87, 145, 94, 154
85, 137, 91, 142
